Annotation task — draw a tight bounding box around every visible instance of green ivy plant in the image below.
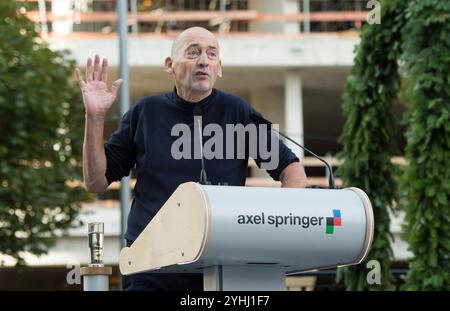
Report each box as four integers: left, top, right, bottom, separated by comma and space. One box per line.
0, 0, 86, 265
400, 0, 450, 290
336, 0, 407, 290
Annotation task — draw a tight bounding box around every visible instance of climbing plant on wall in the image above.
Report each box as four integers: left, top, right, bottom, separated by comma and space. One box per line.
336, 0, 407, 290
400, 0, 450, 290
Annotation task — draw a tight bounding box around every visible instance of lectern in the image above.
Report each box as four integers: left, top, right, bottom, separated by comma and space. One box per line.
119, 182, 374, 291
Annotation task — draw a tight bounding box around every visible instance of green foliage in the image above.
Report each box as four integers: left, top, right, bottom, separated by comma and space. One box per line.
336, 0, 408, 290
400, 0, 450, 290
0, 0, 86, 265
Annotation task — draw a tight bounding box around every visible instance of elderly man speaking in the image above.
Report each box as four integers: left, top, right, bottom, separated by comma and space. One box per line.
75, 27, 307, 291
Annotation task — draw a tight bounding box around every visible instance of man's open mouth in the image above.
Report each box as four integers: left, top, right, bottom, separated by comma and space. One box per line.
195, 72, 209, 77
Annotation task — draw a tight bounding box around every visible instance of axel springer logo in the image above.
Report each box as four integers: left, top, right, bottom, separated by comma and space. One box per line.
236, 209, 343, 235
326, 209, 342, 234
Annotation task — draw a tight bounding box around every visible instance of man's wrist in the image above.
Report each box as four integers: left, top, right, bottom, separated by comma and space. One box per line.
86, 114, 106, 122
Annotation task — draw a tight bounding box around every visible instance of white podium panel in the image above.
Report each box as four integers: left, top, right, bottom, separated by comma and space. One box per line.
119, 182, 373, 277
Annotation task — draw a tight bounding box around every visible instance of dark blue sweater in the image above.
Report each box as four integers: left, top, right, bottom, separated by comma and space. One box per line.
104, 88, 299, 241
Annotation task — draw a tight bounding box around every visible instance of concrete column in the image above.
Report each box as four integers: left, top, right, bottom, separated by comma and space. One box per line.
51, 0, 73, 36
284, 71, 304, 158
249, 0, 300, 34
282, 0, 300, 34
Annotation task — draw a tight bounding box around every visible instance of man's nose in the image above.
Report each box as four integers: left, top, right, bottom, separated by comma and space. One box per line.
197, 51, 209, 67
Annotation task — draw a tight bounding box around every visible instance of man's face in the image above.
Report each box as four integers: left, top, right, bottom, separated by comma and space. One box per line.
167, 30, 222, 97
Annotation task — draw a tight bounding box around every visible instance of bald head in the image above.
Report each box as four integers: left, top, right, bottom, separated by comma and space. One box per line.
171, 27, 219, 58
164, 26, 222, 102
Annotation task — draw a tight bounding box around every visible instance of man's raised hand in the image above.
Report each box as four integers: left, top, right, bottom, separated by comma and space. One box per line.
75, 55, 123, 119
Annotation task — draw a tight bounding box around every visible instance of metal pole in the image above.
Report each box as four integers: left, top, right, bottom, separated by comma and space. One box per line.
303, 0, 310, 34
82, 274, 110, 291
117, 0, 131, 249
130, 0, 139, 35
219, 0, 226, 36
220, 0, 226, 18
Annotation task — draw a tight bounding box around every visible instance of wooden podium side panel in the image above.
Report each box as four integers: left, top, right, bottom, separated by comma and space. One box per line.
119, 182, 209, 275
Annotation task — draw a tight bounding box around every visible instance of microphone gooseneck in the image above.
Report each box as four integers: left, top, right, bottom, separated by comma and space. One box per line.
194, 107, 208, 185
250, 113, 335, 189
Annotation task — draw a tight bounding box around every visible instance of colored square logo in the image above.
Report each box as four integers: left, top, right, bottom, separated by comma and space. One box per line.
326, 209, 342, 234
326, 217, 334, 226
326, 225, 334, 234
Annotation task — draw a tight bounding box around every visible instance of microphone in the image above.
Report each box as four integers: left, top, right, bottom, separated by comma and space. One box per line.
193, 106, 208, 185
250, 113, 336, 189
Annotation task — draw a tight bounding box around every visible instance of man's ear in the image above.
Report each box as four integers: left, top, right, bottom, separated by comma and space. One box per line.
218, 60, 223, 78
164, 57, 174, 74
